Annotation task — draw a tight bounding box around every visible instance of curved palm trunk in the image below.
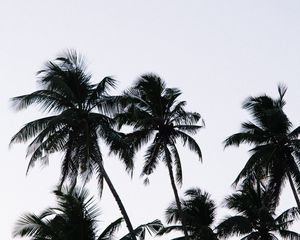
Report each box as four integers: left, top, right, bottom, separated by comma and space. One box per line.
98, 162, 137, 240
166, 160, 190, 240
287, 171, 300, 212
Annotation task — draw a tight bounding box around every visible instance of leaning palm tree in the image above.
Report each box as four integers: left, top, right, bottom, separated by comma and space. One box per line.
216, 182, 300, 240
13, 187, 124, 240
10, 51, 137, 240
115, 74, 203, 240
158, 188, 218, 240
224, 85, 300, 210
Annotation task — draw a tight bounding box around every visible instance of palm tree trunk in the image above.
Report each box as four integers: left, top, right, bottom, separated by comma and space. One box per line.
166, 159, 190, 240
98, 161, 137, 240
287, 170, 300, 212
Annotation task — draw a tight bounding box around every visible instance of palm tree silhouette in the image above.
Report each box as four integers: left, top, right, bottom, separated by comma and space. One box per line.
158, 188, 218, 240
13, 187, 124, 240
14, 186, 163, 240
115, 74, 203, 240
224, 85, 300, 210
10, 50, 137, 240
216, 182, 300, 240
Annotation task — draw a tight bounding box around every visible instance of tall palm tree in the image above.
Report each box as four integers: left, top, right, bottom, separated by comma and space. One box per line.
224, 85, 300, 210
115, 74, 203, 240
10, 51, 137, 240
158, 188, 218, 240
13, 187, 124, 240
216, 182, 300, 240
14, 187, 163, 240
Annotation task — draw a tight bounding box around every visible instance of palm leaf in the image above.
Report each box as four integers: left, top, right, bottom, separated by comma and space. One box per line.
120, 219, 163, 240
176, 130, 202, 161
233, 144, 277, 185
157, 225, 183, 235
275, 207, 299, 229
10, 116, 56, 145
174, 125, 202, 135
141, 136, 163, 177
216, 216, 252, 238
170, 143, 183, 185
11, 90, 75, 113
13, 212, 53, 238
97, 217, 123, 240
289, 126, 300, 139
278, 229, 300, 240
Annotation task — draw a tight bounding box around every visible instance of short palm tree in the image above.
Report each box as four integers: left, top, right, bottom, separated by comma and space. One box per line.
13, 187, 163, 240
158, 188, 218, 240
10, 51, 137, 240
115, 74, 203, 240
13, 187, 124, 240
216, 182, 300, 240
224, 85, 300, 210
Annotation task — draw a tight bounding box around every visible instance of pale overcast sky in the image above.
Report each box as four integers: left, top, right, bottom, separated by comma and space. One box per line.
1, 1, 300, 239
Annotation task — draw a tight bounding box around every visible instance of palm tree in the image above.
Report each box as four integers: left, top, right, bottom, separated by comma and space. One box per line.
10, 51, 137, 240
158, 188, 218, 240
216, 182, 300, 240
115, 74, 203, 240
13, 187, 124, 240
14, 187, 163, 240
224, 85, 300, 210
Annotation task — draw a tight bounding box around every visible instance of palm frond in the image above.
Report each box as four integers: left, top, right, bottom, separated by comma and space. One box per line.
289, 159, 300, 193
58, 136, 79, 190
91, 144, 105, 197
11, 90, 75, 113
99, 126, 134, 174
97, 217, 123, 240
171, 110, 202, 126
141, 136, 163, 177
289, 126, 300, 139
157, 225, 183, 235
277, 83, 287, 108
13, 212, 53, 238
233, 144, 276, 185
278, 229, 300, 240
165, 201, 181, 224
176, 130, 202, 161
126, 129, 153, 152
120, 219, 163, 240
170, 143, 182, 185
216, 216, 252, 238
275, 207, 299, 229
174, 125, 202, 135
10, 116, 55, 146
25, 126, 70, 174
224, 131, 267, 148
94, 76, 117, 96
240, 232, 261, 240
89, 77, 117, 114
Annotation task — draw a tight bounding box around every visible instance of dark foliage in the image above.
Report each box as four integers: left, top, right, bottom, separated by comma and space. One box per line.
216, 182, 300, 240
224, 85, 300, 207
158, 188, 218, 240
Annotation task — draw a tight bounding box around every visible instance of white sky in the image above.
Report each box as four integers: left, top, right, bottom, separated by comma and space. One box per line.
1, 1, 300, 239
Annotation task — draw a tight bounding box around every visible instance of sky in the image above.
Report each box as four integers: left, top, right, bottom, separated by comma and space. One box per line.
1, 1, 300, 239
